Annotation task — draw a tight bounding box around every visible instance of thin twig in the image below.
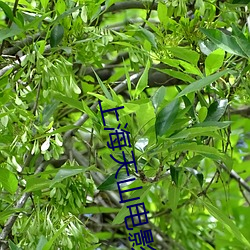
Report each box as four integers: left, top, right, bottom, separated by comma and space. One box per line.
219, 162, 250, 193
141, 0, 156, 28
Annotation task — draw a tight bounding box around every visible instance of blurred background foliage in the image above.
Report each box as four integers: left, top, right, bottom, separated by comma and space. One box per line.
0, 0, 250, 249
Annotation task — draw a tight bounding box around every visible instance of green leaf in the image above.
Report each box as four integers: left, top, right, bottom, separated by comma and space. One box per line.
36, 236, 48, 250
9, 241, 22, 250
41, 100, 60, 125
176, 70, 231, 98
53, 5, 83, 23
183, 155, 204, 168
98, 172, 132, 191
0, 25, 23, 42
40, 0, 49, 9
156, 67, 195, 83
0, 2, 14, 21
170, 126, 220, 139
51, 166, 86, 186
24, 177, 51, 192
198, 106, 208, 122
134, 59, 151, 98
178, 91, 195, 119
93, 70, 112, 100
53, 92, 84, 112
205, 49, 225, 75
205, 99, 228, 122
157, 1, 168, 24
234, 35, 250, 58
155, 99, 179, 137
95, 232, 123, 240
112, 185, 150, 225
0, 168, 18, 194
199, 39, 218, 55
200, 28, 247, 58
0, 209, 23, 223
42, 223, 69, 250
25, 12, 52, 30
178, 61, 203, 76
203, 201, 250, 248
170, 143, 229, 165
168, 182, 180, 210
80, 206, 120, 214
194, 121, 231, 129
50, 24, 64, 47
231, 24, 247, 40
168, 47, 200, 65
170, 165, 181, 186
138, 27, 157, 48
151, 86, 166, 111
185, 167, 204, 187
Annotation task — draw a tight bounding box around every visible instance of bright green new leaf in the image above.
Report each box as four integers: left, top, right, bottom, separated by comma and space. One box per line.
205, 49, 225, 75
198, 106, 208, 122
0, 168, 18, 194
157, 1, 168, 24
168, 47, 200, 65
40, 0, 49, 9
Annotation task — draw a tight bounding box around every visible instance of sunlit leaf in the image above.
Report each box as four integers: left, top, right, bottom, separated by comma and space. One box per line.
0, 168, 18, 194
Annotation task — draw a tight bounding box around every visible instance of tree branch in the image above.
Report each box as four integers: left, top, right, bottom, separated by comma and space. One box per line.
219, 162, 250, 193
2, 32, 46, 56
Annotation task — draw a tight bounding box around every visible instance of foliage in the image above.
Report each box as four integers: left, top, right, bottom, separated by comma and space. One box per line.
0, 0, 250, 249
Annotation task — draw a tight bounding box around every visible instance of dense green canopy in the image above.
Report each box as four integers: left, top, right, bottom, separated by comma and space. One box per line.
0, 0, 250, 249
